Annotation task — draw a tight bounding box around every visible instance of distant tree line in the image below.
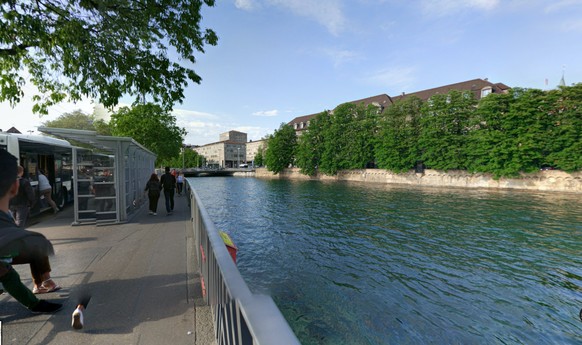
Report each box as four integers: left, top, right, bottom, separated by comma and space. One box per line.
43, 103, 204, 168
264, 84, 582, 178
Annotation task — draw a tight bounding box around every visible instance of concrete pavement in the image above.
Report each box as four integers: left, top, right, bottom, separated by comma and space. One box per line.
0, 193, 216, 345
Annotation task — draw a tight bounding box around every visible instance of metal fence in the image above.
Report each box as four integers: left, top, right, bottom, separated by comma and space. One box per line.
187, 181, 300, 345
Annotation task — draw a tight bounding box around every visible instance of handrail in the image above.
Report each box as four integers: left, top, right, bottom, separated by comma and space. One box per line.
187, 180, 300, 345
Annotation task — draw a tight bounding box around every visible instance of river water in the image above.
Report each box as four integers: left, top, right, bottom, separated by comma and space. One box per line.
189, 177, 582, 344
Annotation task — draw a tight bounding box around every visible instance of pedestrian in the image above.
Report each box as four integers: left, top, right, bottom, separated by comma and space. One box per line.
0, 149, 63, 313
144, 173, 161, 215
160, 167, 176, 215
38, 169, 59, 214
176, 171, 184, 196
9, 166, 36, 227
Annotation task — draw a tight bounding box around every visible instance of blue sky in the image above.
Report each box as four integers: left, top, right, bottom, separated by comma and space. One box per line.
2, 0, 581, 145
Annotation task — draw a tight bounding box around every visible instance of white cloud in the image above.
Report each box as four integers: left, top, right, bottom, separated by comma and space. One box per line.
545, 0, 582, 13
421, 0, 499, 16
321, 47, 362, 67
266, 0, 346, 35
252, 109, 279, 117
361, 66, 417, 91
561, 19, 582, 32
234, 0, 257, 11
235, 126, 273, 141
172, 108, 219, 120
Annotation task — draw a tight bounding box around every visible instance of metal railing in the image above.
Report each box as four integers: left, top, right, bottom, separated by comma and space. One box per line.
187, 181, 300, 345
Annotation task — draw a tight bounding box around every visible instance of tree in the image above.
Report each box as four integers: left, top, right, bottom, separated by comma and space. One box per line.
375, 96, 423, 172
543, 84, 582, 171
109, 103, 186, 164
418, 90, 476, 170
160, 147, 205, 169
0, 0, 218, 114
254, 146, 264, 167
43, 110, 111, 135
43, 110, 97, 131
295, 111, 329, 176
264, 123, 297, 174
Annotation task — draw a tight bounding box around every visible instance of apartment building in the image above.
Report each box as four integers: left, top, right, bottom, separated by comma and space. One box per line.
288, 78, 510, 135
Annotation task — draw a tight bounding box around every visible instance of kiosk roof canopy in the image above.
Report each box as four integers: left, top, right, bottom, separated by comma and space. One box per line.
38, 127, 156, 158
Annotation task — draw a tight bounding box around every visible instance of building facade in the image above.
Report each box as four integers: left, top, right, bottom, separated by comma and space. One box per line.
288, 78, 510, 136
194, 131, 247, 168
246, 139, 267, 166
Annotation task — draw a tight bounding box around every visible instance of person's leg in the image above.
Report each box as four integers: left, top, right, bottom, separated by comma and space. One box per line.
11, 205, 30, 227
72, 294, 91, 329
169, 189, 175, 211
148, 194, 155, 213
42, 189, 59, 213
11, 251, 59, 293
153, 194, 159, 213
0, 266, 62, 313
0, 266, 39, 309
164, 190, 171, 213
0, 267, 61, 312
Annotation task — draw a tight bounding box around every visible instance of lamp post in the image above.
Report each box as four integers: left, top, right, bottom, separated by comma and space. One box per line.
237, 147, 240, 168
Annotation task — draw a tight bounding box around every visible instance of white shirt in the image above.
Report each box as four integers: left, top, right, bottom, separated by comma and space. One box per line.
38, 173, 51, 191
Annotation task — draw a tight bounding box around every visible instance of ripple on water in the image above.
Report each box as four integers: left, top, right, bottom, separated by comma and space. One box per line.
192, 178, 582, 344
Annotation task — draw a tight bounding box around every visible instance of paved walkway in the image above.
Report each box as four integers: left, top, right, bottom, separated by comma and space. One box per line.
0, 194, 216, 345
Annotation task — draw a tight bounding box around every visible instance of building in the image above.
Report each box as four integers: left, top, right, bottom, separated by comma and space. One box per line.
246, 139, 267, 166
390, 78, 510, 103
220, 130, 247, 143
194, 131, 247, 168
288, 78, 510, 136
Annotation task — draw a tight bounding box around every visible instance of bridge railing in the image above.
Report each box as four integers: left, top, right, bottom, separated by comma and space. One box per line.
187, 180, 300, 345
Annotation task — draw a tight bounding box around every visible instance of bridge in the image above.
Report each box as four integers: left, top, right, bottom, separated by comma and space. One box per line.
182, 167, 254, 177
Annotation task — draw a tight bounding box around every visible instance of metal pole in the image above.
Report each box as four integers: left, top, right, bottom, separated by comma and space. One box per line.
237, 147, 240, 168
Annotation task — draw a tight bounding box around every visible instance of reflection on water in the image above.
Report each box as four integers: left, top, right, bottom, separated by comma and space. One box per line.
190, 177, 582, 344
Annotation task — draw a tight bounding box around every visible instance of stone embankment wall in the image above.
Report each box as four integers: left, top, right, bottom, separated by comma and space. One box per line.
240, 168, 582, 193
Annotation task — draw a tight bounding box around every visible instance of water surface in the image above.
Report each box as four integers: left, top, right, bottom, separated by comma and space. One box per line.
190, 177, 582, 344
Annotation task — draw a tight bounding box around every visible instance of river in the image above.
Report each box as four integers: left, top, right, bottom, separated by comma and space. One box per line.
189, 177, 582, 344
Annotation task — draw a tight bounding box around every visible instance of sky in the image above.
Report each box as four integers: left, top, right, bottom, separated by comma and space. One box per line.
1, 0, 581, 146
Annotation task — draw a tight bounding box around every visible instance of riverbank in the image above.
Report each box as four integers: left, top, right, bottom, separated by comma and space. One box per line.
235, 168, 582, 193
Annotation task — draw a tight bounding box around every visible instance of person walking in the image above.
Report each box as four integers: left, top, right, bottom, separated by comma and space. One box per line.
176, 172, 184, 196
160, 167, 176, 215
38, 169, 59, 214
0, 150, 63, 313
144, 173, 161, 215
9, 166, 36, 227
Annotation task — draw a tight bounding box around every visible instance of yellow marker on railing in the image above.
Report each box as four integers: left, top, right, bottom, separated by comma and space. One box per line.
219, 231, 238, 264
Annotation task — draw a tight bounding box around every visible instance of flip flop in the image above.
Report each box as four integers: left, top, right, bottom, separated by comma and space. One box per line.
33, 280, 62, 294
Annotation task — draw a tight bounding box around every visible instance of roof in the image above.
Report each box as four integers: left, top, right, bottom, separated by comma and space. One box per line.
37, 127, 155, 157
194, 140, 246, 148
287, 78, 511, 133
345, 94, 393, 108
288, 94, 393, 129
391, 78, 509, 102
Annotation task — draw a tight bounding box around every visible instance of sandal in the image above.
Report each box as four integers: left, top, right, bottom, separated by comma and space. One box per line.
33, 279, 62, 294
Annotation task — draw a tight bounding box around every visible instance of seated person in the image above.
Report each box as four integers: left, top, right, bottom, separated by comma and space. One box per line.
0, 149, 62, 313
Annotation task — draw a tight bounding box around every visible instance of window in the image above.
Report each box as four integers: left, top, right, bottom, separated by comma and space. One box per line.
481, 87, 492, 98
